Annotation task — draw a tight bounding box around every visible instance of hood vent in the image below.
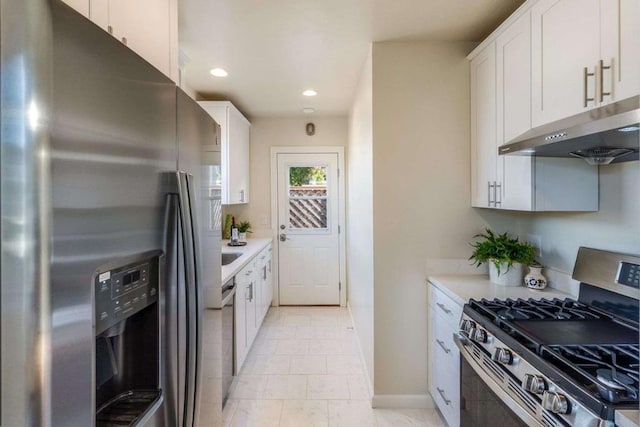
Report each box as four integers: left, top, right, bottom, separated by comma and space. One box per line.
499, 95, 640, 165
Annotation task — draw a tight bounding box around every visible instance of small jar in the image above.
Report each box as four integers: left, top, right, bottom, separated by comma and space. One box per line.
524, 265, 548, 290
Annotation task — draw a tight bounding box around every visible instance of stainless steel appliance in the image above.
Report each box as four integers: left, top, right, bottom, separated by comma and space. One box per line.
455, 247, 640, 427
499, 95, 639, 164
221, 278, 236, 405
1, 1, 222, 425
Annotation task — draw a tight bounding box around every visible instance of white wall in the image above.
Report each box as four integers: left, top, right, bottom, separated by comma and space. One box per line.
371, 41, 486, 397
346, 49, 375, 393
224, 116, 348, 229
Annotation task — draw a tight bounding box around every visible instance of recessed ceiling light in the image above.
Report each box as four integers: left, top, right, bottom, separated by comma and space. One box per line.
303, 89, 317, 97
210, 68, 228, 77
303, 108, 315, 114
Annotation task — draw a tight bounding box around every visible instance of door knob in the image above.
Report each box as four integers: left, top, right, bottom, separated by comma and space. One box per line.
279, 233, 290, 242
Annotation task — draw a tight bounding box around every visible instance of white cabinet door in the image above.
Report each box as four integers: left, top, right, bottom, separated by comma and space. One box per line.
61, 0, 89, 17
198, 102, 251, 205
124, 0, 172, 78
91, 0, 177, 81
234, 274, 248, 374
227, 107, 251, 204
244, 262, 259, 346
470, 43, 498, 208
531, 0, 601, 126
600, 0, 640, 103
89, 0, 109, 31
496, 11, 534, 211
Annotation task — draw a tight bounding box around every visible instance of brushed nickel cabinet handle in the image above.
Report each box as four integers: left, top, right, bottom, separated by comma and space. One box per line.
495, 182, 502, 206
107, 25, 113, 35
436, 302, 452, 315
436, 339, 451, 354
599, 59, 612, 102
121, 37, 127, 46
583, 66, 595, 107
436, 387, 451, 405
487, 181, 494, 207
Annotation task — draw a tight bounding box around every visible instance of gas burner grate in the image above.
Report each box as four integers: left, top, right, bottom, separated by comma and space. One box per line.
474, 298, 604, 321
542, 344, 640, 403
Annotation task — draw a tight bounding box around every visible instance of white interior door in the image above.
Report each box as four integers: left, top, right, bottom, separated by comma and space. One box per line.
277, 153, 340, 305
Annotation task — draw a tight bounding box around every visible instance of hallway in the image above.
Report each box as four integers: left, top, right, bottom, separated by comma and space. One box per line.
223, 306, 446, 426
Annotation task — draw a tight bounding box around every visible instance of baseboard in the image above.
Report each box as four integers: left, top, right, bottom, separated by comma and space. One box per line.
346, 303, 435, 410
371, 394, 435, 409
346, 302, 374, 400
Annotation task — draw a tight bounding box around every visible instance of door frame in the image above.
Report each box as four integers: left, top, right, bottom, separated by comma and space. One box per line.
270, 146, 346, 307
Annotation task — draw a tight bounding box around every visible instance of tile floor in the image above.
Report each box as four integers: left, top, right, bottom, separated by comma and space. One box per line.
223, 306, 446, 426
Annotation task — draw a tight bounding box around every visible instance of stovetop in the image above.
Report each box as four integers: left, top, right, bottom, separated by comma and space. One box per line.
466, 296, 640, 411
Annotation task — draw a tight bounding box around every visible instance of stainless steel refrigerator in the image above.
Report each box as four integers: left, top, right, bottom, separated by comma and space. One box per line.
1, 1, 222, 426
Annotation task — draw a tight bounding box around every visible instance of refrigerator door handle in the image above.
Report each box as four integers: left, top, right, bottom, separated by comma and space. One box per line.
174, 171, 200, 427
184, 173, 204, 427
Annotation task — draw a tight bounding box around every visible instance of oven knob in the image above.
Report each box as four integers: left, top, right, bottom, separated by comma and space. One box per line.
542, 391, 570, 415
492, 347, 513, 365
460, 319, 476, 333
469, 327, 487, 343
522, 374, 546, 394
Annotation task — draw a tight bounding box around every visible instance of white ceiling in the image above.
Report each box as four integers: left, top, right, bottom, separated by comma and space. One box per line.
179, 0, 524, 118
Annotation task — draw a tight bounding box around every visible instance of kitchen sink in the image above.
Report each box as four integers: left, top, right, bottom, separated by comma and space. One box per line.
221, 252, 242, 266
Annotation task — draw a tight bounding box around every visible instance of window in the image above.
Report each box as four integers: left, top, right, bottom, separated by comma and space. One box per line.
288, 166, 328, 229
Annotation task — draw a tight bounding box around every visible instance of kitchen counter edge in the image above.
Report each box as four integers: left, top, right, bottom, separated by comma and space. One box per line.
427, 274, 576, 308
221, 238, 273, 284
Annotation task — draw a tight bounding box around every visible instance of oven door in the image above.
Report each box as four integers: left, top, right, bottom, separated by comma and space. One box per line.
454, 334, 540, 427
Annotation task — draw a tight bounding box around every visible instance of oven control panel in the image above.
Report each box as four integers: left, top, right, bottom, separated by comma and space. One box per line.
616, 262, 640, 288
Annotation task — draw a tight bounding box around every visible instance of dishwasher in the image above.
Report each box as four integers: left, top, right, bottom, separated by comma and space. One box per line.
221, 277, 236, 406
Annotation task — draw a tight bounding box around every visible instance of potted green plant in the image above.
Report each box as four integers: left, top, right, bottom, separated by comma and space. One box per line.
469, 229, 537, 286
237, 221, 252, 243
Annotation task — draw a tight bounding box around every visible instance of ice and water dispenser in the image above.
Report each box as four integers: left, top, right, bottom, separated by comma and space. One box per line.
94, 253, 162, 426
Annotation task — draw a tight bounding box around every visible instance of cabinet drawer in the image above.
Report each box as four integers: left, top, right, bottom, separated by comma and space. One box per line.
432, 311, 459, 370
429, 284, 462, 327
432, 345, 460, 427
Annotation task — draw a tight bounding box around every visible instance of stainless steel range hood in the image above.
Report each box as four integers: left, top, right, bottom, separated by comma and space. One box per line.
499, 95, 639, 164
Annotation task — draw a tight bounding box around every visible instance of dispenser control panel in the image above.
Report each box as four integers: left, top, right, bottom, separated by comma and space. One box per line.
95, 259, 158, 335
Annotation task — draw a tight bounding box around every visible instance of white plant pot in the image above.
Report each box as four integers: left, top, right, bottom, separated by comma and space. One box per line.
489, 262, 524, 287
238, 232, 247, 243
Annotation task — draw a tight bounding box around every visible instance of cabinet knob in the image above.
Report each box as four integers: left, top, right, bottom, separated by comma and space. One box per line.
121, 37, 127, 46
108, 25, 113, 35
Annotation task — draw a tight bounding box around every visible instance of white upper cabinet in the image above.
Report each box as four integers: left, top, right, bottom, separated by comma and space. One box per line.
199, 102, 251, 205
470, 44, 498, 208
61, 0, 89, 17
70, 0, 180, 82
531, 0, 600, 126
470, 9, 599, 212
496, 11, 534, 211
531, 0, 639, 127
600, 0, 640, 103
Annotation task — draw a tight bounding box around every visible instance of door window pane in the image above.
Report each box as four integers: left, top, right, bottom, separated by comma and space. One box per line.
288, 166, 328, 229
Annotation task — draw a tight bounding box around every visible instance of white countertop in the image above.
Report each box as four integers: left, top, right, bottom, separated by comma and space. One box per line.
427, 274, 575, 306
221, 238, 272, 284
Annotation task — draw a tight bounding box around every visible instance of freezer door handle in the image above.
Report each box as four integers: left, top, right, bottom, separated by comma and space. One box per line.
172, 171, 202, 427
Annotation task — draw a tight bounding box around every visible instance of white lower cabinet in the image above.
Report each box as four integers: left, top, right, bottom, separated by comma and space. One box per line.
428, 283, 462, 427
234, 243, 273, 374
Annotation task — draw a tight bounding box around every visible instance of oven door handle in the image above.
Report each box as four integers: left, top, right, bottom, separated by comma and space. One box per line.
453, 334, 544, 427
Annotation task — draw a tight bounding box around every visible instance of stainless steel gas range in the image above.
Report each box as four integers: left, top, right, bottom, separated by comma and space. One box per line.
455, 247, 640, 427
